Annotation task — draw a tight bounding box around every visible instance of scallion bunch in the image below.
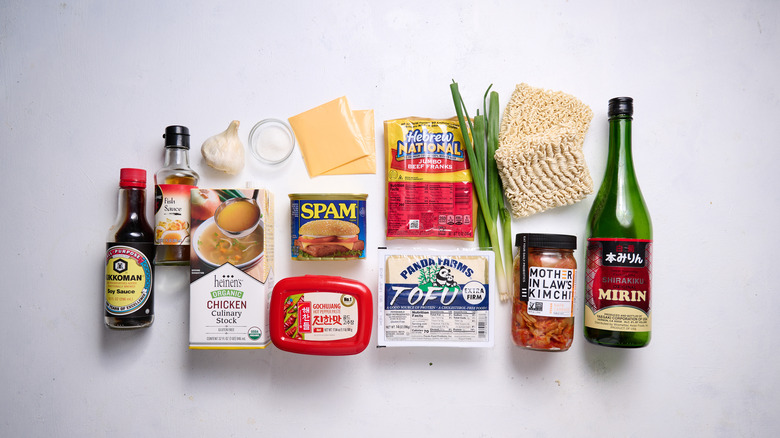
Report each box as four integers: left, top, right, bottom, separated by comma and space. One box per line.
451, 81, 513, 302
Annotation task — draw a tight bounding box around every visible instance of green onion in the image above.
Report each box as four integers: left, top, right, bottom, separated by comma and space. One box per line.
451, 81, 512, 301
216, 189, 247, 201
472, 113, 490, 249
487, 91, 515, 289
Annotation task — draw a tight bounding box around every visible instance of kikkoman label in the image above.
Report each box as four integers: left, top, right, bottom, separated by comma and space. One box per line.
584, 238, 653, 332
105, 244, 153, 315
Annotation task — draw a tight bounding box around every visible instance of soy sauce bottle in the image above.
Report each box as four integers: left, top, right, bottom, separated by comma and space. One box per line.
105, 168, 155, 328
584, 97, 653, 348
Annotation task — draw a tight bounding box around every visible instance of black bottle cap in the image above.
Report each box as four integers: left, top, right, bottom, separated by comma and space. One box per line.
608, 97, 633, 118
515, 233, 577, 250
163, 125, 190, 149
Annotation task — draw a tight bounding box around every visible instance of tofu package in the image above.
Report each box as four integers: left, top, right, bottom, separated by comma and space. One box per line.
377, 249, 495, 348
189, 188, 274, 349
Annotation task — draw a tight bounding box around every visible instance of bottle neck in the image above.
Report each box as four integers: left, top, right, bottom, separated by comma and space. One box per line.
163, 146, 191, 168
605, 116, 635, 181
117, 187, 146, 224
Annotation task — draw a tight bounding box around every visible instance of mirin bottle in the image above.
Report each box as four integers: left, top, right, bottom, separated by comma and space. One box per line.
154, 125, 200, 265
105, 168, 155, 328
584, 97, 653, 348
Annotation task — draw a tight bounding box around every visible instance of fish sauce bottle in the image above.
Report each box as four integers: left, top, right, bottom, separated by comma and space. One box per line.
154, 125, 199, 265
105, 168, 155, 328
584, 97, 653, 348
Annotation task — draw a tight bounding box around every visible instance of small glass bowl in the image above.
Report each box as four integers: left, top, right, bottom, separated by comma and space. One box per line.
248, 119, 296, 165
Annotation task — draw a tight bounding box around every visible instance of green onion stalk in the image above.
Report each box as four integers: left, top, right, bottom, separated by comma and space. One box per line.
450, 81, 513, 302
472, 114, 491, 249
487, 90, 515, 302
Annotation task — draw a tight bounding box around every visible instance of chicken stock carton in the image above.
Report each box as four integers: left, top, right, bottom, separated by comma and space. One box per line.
188, 188, 274, 349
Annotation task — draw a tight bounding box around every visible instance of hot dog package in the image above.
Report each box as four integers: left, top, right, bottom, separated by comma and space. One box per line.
384, 118, 476, 240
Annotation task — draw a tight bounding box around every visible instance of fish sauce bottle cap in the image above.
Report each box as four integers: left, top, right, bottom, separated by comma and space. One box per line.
608, 97, 633, 118
119, 168, 147, 188
163, 125, 190, 149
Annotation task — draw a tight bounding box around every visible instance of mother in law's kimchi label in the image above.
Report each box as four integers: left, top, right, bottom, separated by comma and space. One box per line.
384, 118, 475, 240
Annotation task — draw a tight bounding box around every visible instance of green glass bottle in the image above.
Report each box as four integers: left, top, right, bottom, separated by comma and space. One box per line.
583, 97, 653, 348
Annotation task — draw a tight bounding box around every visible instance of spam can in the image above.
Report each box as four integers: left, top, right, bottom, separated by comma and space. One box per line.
289, 193, 368, 260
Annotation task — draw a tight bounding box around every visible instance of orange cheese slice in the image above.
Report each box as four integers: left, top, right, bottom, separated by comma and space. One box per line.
321, 109, 376, 175
288, 97, 371, 177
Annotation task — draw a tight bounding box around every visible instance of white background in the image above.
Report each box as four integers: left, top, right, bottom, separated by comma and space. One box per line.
2, 1, 779, 436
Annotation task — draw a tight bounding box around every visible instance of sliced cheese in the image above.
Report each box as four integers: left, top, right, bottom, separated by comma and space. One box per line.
322, 109, 376, 175
288, 97, 371, 177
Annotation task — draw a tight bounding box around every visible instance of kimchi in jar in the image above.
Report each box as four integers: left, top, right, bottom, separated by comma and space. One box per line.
512, 233, 577, 351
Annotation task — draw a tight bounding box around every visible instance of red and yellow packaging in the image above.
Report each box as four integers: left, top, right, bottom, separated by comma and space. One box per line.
384, 118, 476, 240
270, 275, 373, 355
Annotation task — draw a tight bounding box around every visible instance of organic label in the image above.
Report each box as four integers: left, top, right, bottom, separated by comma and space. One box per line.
105, 244, 153, 315
584, 238, 652, 332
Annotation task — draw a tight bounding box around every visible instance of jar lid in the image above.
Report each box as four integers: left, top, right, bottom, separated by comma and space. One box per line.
515, 233, 577, 250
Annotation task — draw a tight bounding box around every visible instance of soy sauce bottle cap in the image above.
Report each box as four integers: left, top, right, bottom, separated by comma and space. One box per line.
120, 168, 147, 189
163, 125, 190, 149
608, 97, 633, 118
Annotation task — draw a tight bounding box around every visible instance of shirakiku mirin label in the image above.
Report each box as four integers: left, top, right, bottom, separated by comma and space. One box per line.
105, 243, 154, 317
585, 238, 652, 332
377, 249, 494, 347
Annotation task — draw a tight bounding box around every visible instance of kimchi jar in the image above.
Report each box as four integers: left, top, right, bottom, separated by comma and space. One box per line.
512, 233, 577, 351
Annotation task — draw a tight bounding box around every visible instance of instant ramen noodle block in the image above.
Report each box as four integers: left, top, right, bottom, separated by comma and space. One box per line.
496, 83, 594, 217
384, 118, 476, 240
189, 188, 275, 349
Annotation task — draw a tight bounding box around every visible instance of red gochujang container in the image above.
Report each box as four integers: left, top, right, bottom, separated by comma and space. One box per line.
270, 275, 373, 355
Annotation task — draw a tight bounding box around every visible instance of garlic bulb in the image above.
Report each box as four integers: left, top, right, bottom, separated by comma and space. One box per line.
201, 120, 245, 175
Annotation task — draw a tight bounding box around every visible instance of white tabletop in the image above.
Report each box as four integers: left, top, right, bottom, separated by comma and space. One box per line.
2, 1, 778, 436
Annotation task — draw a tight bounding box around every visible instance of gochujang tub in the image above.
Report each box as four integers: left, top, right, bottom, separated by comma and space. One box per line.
270, 275, 373, 355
